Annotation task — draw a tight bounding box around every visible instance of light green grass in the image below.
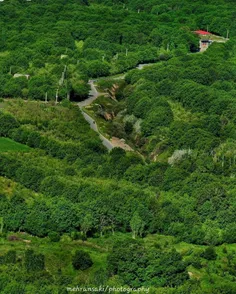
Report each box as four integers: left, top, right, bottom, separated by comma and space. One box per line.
0, 232, 108, 284
0, 51, 9, 57
169, 100, 202, 122
0, 137, 30, 152
1, 231, 236, 292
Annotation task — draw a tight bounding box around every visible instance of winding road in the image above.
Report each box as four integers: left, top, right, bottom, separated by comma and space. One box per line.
79, 36, 229, 151
81, 110, 114, 150
78, 63, 157, 151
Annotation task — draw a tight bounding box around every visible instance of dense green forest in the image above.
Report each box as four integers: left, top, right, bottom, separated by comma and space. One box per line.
0, 0, 236, 293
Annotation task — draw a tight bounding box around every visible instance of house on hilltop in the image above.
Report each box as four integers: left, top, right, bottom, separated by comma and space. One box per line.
194, 30, 228, 52
194, 30, 212, 52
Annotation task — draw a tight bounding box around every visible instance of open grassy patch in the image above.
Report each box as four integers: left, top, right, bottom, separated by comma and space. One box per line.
0, 232, 108, 287
0, 137, 30, 152
169, 100, 201, 122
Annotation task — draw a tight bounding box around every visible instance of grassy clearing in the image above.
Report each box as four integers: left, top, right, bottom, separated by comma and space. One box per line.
144, 233, 236, 289
0, 137, 31, 152
209, 35, 228, 42
169, 100, 201, 122
0, 231, 235, 292
0, 232, 108, 283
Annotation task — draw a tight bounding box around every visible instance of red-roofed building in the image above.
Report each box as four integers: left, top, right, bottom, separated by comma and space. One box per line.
194, 30, 211, 36
193, 30, 212, 52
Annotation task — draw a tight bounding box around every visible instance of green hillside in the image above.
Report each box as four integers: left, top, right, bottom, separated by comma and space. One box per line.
0, 0, 236, 293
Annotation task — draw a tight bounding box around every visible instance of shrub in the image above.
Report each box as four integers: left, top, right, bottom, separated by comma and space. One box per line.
201, 246, 217, 260
71, 231, 87, 241
64, 167, 77, 176
25, 249, 45, 272
4, 250, 16, 264
0, 113, 20, 137
48, 231, 60, 242
190, 257, 202, 269
72, 250, 93, 270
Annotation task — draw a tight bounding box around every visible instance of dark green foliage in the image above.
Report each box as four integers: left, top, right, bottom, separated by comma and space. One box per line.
72, 250, 93, 270
0, 1, 236, 292
124, 121, 133, 134
64, 167, 77, 176
15, 165, 45, 191
4, 250, 16, 264
142, 105, 174, 136
2, 282, 25, 294
25, 249, 45, 272
24, 201, 51, 237
190, 257, 202, 269
86, 61, 110, 78
71, 231, 87, 241
108, 239, 188, 287
0, 113, 19, 137
201, 246, 217, 260
223, 224, 236, 243
48, 232, 60, 242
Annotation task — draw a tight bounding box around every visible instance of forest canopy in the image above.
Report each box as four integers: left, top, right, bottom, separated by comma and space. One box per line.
0, 0, 236, 293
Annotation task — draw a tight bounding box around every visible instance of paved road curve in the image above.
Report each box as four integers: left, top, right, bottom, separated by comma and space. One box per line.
80, 110, 114, 150
78, 80, 99, 107
78, 81, 114, 150
78, 63, 157, 151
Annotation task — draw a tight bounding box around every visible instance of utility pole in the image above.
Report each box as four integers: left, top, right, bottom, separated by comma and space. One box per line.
167, 43, 170, 51
0, 217, 3, 234
226, 29, 229, 39
45, 92, 48, 103
126, 48, 128, 56
114, 53, 119, 60
55, 88, 59, 104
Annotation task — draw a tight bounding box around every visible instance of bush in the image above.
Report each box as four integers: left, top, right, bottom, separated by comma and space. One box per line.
25, 249, 45, 272
222, 247, 227, 254
71, 231, 87, 241
2, 281, 25, 294
48, 231, 60, 242
190, 257, 202, 269
0, 113, 20, 137
64, 167, 77, 176
201, 246, 217, 260
72, 250, 93, 270
4, 250, 16, 264
154, 242, 162, 249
